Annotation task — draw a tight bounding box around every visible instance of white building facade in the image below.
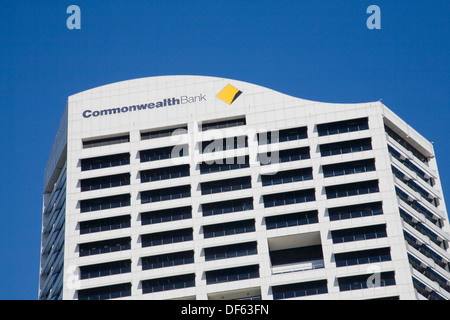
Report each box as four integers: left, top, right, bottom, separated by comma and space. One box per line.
39, 75, 450, 300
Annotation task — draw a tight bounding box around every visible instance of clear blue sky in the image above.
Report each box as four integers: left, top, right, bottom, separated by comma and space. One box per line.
0, 1, 448, 300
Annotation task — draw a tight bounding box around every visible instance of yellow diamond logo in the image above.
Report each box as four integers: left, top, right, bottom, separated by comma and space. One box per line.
216, 84, 242, 105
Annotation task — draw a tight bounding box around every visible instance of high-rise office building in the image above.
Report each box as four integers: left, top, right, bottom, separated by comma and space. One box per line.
39, 75, 450, 300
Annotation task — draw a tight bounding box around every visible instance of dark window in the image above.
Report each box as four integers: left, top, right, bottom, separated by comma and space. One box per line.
317, 117, 369, 137
202, 117, 246, 131
141, 206, 192, 225
205, 265, 259, 285
263, 189, 316, 208
201, 136, 248, 153
396, 187, 439, 224
338, 272, 396, 292
141, 125, 187, 140
205, 242, 258, 261
83, 134, 129, 149
141, 185, 191, 204
270, 245, 324, 266
81, 153, 130, 171
331, 224, 387, 244
408, 255, 450, 294
141, 228, 193, 247
80, 173, 130, 192
200, 156, 249, 174
80, 215, 131, 234
77, 283, 131, 300
272, 280, 328, 300
320, 138, 372, 157
142, 274, 195, 294
140, 165, 190, 183
80, 260, 131, 280
265, 210, 319, 230
79, 237, 131, 257
335, 248, 391, 267
392, 166, 437, 206
258, 126, 307, 145
325, 180, 379, 199
400, 209, 445, 249
388, 145, 431, 185
142, 251, 194, 270
259, 147, 310, 165
261, 167, 313, 186
385, 125, 428, 164
202, 197, 253, 217
80, 194, 130, 213
140, 145, 188, 163
201, 176, 251, 195
413, 278, 446, 301
328, 202, 383, 221
203, 219, 255, 239
404, 231, 450, 271
323, 159, 375, 178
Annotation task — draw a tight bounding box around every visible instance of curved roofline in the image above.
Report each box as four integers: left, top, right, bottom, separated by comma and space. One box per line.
69, 74, 379, 105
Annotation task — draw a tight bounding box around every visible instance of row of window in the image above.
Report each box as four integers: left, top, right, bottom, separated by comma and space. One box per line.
408, 254, 450, 294
113, 178, 378, 213
201, 176, 251, 195
80, 173, 130, 192
261, 168, 313, 186
78, 270, 395, 300
83, 134, 130, 149
82, 117, 370, 151
257, 126, 307, 145
79, 243, 393, 282
400, 208, 447, 250
263, 189, 316, 208
385, 125, 429, 164
78, 222, 389, 259
77, 270, 396, 300
202, 117, 246, 131
404, 231, 450, 272
80, 135, 372, 172
79, 145, 309, 173
395, 186, 443, 228
76, 230, 397, 299
140, 185, 191, 204
78, 199, 385, 236
413, 277, 446, 300
201, 136, 248, 153
323, 158, 375, 178
80, 194, 130, 213
392, 166, 438, 207
81, 117, 247, 151
81, 160, 379, 212
388, 145, 433, 186
325, 180, 379, 200
318, 117, 369, 137
204, 242, 258, 262
141, 228, 193, 248
140, 164, 190, 183
79, 156, 378, 198
273, 271, 396, 300
141, 125, 188, 140
320, 138, 372, 157
331, 224, 387, 244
